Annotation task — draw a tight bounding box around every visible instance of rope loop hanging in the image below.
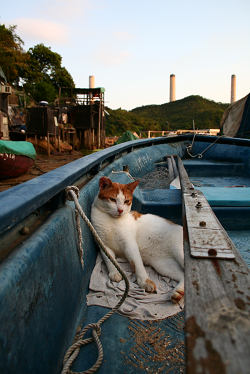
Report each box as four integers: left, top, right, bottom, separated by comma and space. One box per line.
186, 131, 225, 159
62, 186, 130, 374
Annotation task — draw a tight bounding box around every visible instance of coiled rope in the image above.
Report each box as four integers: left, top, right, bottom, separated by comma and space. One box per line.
62, 186, 130, 374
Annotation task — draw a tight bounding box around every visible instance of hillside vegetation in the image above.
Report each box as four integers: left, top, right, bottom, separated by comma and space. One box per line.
105, 95, 229, 136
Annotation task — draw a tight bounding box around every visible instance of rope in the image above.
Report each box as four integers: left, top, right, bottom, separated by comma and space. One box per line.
62, 186, 130, 374
111, 170, 135, 181
186, 134, 225, 158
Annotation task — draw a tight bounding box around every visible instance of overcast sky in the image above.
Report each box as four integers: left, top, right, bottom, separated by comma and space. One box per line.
2, 0, 250, 110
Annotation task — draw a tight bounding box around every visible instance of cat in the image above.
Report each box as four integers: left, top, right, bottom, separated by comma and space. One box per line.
91, 176, 184, 303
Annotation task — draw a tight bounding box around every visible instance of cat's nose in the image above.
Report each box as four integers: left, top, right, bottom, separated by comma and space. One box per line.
118, 208, 123, 214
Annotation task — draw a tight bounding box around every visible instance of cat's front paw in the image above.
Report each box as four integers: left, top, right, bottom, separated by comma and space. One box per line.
171, 289, 184, 303
138, 278, 157, 293
145, 279, 157, 293
109, 271, 122, 283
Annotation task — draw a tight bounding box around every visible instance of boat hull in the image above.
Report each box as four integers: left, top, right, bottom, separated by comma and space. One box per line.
0, 135, 249, 374
0, 153, 34, 178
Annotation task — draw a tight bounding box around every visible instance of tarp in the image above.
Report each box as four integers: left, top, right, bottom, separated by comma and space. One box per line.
87, 254, 184, 320
115, 130, 139, 145
221, 93, 250, 138
0, 140, 36, 159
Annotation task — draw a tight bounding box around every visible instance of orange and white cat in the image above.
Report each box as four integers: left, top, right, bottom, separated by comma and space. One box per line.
91, 176, 184, 302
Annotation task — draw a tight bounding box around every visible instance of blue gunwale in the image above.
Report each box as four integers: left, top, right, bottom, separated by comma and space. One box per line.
1, 134, 250, 236
0, 136, 185, 235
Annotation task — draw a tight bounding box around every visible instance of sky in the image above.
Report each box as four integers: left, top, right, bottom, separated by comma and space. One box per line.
1, 0, 250, 110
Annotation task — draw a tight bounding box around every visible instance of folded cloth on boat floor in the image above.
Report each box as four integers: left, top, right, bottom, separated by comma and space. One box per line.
87, 254, 184, 320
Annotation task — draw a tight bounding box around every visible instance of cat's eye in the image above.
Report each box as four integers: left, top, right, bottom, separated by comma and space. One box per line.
124, 200, 130, 204
109, 197, 116, 202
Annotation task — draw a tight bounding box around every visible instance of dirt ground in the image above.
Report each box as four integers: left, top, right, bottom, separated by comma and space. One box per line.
0, 151, 84, 192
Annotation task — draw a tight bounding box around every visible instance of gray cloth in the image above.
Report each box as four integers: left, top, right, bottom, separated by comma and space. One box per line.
87, 254, 184, 320
221, 94, 248, 137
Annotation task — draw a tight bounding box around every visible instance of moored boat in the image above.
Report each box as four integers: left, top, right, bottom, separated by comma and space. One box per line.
0, 140, 36, 178
0, 134, 249, 374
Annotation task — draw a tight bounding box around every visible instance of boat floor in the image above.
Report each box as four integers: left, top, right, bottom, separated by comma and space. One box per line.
227, 230, 250, 267
73, 306, 185, 373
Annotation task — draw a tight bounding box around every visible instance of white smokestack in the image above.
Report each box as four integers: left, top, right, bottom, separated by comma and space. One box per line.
231, 74, 236, 104
89, 75, 95, 89
170, 74, 176, 102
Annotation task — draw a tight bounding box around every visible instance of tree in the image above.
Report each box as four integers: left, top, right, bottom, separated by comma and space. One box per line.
22, 44, 75, 102
51, 66, 75, 97
28, 81, 57, 103
0, 24, 28, 84
27, 44, 61, 76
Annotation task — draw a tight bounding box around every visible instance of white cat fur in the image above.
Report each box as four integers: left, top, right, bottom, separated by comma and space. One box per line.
91, 177, 184, 302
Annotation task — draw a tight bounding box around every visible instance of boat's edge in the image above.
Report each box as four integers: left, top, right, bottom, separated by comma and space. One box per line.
0, 135, 185, 235
1, 134, 250, 236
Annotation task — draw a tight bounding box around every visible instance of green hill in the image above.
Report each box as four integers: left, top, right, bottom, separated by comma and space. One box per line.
105, 95, 229, 136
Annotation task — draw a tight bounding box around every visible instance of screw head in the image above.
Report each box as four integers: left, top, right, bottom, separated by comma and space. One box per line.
208, 248, 217, 256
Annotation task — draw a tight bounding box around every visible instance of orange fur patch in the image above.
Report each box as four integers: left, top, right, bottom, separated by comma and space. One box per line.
132, 211, 142, 220
145, 279, 157, 293
171, 290, 184, 303
98, 182, 121, 200
98, 178, 139, 204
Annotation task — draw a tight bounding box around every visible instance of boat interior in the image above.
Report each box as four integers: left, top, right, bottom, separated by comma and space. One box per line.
0, 135, 249, 373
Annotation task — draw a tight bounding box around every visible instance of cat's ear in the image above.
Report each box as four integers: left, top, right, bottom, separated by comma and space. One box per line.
99, 177, 112, 189
127, 180, 140, 192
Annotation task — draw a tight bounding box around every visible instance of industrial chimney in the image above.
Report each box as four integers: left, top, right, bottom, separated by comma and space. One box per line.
89, 75, 95, 88
170, 74, 176, 102
231, 74, 236, 104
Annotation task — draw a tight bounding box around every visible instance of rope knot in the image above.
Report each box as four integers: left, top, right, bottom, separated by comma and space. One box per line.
65, 186, 79, 201
62, 323, 103, 374
91, 323, 102, 337
77, 323, 102, 341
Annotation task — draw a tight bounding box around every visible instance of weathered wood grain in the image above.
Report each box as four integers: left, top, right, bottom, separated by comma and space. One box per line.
184, 192, 235, 259
177, 156, 250, 374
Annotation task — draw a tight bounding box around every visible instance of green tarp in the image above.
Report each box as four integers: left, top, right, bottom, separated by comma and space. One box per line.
115, 131, 139, 145
0, 140, 36, 160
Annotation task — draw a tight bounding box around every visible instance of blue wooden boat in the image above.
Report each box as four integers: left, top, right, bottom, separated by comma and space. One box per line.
0, 134, 249, 374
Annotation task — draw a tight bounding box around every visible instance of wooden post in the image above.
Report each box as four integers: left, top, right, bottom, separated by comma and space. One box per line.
58, 133, 61, 153
79, 130, 82, 148
47, 133, 50, 157
97, 102, 101, 149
